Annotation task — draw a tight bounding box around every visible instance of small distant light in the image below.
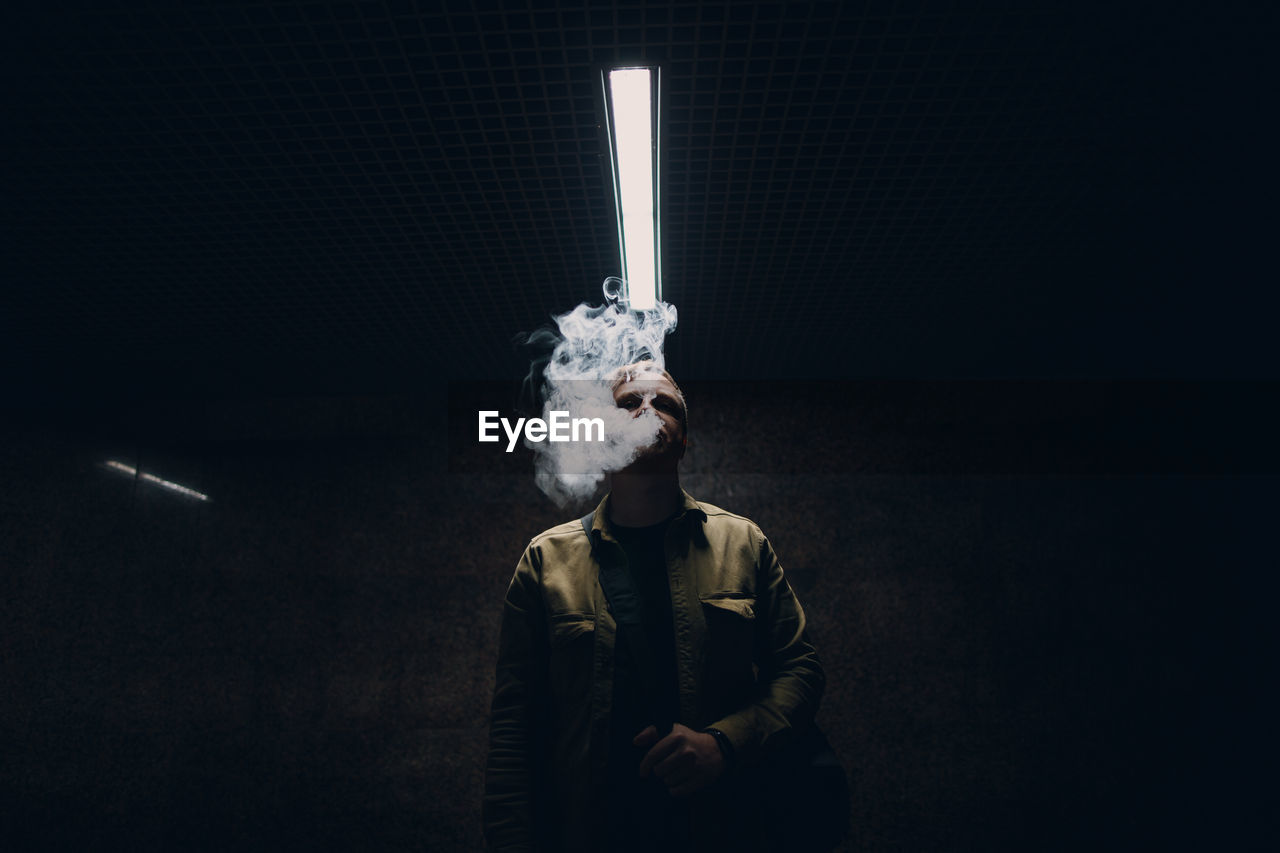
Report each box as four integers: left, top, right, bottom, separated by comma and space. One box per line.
606, 67, 660, 311
103, 459, 210, 502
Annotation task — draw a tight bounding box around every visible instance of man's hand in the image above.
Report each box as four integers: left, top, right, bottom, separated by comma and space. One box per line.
633, 723, 726, 797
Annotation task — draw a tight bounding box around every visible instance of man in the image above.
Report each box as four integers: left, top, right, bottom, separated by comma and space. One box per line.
483, 362, 825, 852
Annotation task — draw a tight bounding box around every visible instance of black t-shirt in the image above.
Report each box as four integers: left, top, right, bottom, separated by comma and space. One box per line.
605, 516, 690, 851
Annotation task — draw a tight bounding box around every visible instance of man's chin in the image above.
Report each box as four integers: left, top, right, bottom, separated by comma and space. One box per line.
621, 441, 680, 471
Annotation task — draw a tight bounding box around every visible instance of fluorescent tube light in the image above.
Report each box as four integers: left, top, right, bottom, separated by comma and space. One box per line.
104, 459, 210, 502
606, 67, 660, 310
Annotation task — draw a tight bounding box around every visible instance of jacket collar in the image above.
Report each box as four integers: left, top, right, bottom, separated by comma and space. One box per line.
589, 489, 707, 543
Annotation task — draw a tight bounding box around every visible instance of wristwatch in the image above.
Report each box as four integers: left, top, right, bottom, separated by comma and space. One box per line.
703, 727, 736, 769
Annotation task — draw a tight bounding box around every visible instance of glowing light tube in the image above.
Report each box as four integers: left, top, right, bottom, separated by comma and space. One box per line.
608, 68, 659, 310
104, 460, 210, 501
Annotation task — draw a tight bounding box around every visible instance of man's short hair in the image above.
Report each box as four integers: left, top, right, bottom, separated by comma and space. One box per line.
609, 361, 688, 435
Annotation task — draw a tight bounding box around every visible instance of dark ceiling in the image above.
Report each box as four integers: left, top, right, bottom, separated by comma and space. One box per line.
4, 1, 1272, 401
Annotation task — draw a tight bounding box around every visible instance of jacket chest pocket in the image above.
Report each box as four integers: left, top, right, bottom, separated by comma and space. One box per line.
700, 595, 757, 703
548, 612, 596, 708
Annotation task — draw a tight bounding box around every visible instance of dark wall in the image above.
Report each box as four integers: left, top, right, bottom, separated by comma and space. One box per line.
1, 384, 1271, 851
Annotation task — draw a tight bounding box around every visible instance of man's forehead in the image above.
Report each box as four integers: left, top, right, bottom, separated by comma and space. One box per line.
612, 374, 678, 398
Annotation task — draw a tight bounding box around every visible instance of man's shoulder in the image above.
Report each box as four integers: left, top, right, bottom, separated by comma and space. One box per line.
528, 518, 587, 549
519, 519, 594, 586
692, 498, 767, 547
696, 494, 762, 527
694, 498, 756, 525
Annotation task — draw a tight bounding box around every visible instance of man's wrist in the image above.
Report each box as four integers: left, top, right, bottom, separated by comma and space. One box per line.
703, 727, 735, 769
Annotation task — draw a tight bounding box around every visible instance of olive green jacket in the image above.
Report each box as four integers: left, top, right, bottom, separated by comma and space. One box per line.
483, 491, 825, 852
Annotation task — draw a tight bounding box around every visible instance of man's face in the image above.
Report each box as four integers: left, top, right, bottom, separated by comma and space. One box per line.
611, 373, 686, 467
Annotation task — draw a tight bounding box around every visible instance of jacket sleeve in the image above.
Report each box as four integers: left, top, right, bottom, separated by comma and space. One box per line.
707, 531, 825, 768
482, 546, 547, 852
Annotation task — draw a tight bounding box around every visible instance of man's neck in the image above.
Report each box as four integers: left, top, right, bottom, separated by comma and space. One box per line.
608, 472, 683, 528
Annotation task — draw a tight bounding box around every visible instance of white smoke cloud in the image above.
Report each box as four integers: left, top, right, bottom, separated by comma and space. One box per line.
525, 277, 678, 507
